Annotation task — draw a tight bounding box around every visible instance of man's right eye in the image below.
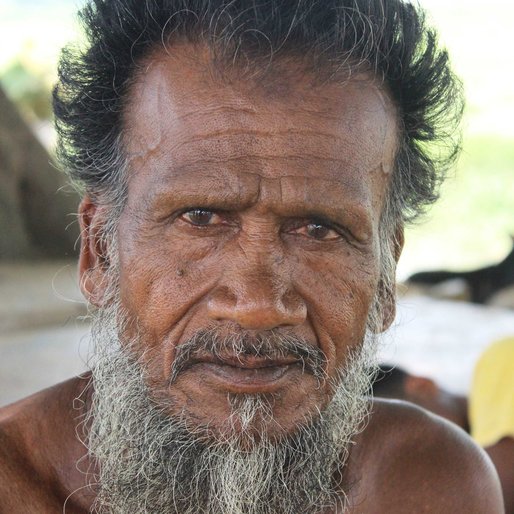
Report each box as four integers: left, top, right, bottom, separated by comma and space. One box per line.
180, 209, 219, 226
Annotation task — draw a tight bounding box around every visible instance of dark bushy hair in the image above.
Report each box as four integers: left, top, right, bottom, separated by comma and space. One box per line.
54, 0, 463, 226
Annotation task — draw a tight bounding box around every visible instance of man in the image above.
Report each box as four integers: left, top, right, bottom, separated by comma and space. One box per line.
0, 1, 503, 512
373, 338, 514, 513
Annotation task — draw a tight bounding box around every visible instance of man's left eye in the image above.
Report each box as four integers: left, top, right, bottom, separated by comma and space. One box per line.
181, 209, 220, 226
294, 222, 341, 241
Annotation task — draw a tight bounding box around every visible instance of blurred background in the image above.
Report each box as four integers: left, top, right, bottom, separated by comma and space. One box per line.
0, 0, 513, 405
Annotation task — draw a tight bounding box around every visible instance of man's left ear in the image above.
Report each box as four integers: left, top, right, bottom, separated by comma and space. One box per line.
379, 225, 405, 332
78, 196, 113, 307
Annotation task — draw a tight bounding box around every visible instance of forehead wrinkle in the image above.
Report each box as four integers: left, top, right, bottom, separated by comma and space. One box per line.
176, 154, 352, 166
165, 117, 385, 165
170, 104, 390, 146
159, 130, 345, 168
172, 102, 374, 128
174, 104, 258, 120
124, 47, 399, 224
125, 118, 373, 174
170, 128, 342, 144
276, 174, 374, 222
125, 59, 398, 162
145, 165, 374, 223
139, 170, 251, 210
135, 151, 383, 213
153, 156, 368, 198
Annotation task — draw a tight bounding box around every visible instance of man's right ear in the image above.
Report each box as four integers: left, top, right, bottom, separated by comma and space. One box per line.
78, 196, 111, 307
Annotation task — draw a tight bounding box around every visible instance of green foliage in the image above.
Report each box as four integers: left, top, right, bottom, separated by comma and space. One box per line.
1, 60, 52, 120
401, 136, 514, 276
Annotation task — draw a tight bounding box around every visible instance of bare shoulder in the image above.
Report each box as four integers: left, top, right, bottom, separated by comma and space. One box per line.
0, 376, 91, 513
348, 398, 504, 513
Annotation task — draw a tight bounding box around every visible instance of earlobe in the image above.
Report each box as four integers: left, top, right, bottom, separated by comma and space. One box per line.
78, 197, 111, 307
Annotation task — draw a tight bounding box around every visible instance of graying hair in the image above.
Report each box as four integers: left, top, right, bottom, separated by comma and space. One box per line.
55, 0, 463, 238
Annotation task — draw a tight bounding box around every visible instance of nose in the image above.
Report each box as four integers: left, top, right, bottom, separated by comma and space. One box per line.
207, 260, 307, 331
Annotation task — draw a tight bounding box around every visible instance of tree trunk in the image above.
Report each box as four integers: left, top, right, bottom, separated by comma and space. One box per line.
0, 86, 79, 260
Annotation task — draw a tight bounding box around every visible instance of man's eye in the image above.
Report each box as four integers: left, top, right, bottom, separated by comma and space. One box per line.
181, 209, 219, 226
295, 222, 341, 241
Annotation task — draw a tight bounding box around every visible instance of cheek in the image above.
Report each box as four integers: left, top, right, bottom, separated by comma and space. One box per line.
117, 228, 223, 351
295, 250, 379, 375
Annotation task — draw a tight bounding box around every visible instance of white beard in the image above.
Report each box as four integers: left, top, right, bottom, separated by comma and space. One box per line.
83, 301, 379, 514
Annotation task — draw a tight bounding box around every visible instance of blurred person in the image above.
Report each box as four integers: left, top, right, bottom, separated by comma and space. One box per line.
470, 337, 514, 513
373, 336, 514, 513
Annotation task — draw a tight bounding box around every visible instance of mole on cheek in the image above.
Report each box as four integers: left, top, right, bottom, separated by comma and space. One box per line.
176, 268, 185, 277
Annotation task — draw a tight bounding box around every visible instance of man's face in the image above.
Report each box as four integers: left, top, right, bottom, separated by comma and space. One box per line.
84, 46, 398, 439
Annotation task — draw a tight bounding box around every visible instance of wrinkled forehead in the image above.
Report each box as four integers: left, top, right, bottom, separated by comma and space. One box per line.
123, 44, 398, 211
126, 44, 397, 141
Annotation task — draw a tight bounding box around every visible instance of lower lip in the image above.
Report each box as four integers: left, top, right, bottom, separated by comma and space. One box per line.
189, 362, 300, 393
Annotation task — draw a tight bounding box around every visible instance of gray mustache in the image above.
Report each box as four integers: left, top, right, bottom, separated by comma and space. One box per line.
169, 329, 327, 384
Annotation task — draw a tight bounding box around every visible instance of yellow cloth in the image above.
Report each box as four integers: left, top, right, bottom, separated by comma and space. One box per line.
469, 337, 514, 447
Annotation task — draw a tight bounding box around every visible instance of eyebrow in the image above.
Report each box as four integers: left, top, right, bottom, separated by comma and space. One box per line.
143, 166, 375, 236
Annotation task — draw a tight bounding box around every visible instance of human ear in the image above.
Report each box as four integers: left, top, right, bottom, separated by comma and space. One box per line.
78, 196, 112, 307
378, 225, 405, 331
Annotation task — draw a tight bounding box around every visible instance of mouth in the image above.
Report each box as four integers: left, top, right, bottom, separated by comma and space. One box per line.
181, 355, 303, 393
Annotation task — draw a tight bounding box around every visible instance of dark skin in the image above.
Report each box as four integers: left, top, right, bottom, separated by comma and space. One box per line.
390, 373, 514, 513
0, 381, 502, 513
0, 45, 504, 512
